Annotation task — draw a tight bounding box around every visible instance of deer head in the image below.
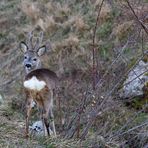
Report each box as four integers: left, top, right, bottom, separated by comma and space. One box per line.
20, 31, 47, 74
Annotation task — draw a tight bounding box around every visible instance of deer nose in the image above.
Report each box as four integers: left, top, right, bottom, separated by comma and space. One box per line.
25, 64, 31, 68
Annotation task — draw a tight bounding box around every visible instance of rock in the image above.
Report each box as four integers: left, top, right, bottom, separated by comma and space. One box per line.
0, 94, 4, 105
31, 100, 36, 108
29, 121, 43, 133
29, 120, 53, 136
120, 60, 148, 98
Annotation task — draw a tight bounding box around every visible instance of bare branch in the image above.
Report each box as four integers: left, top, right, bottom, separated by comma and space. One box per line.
113, 121, 148, 138
92, 0, 105, 90
126, 0, 148, 35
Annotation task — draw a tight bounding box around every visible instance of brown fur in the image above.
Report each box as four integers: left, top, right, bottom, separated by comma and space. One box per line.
24, 68, 58, 137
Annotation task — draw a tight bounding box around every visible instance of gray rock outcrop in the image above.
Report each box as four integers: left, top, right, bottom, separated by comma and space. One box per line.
120, 60, 148, 98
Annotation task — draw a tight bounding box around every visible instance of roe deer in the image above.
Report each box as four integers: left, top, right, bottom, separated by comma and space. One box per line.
20, 32, 58, 137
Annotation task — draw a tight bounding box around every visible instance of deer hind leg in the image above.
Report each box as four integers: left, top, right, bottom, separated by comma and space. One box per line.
49, 107, 56, 137
49, 90, 56, 136
39, 90, 56, 137
42, 103, 55, 137
42, 110, 50, 136
39, 100, 50, 137
25, 98, 32, 138
43, 91, 56, 137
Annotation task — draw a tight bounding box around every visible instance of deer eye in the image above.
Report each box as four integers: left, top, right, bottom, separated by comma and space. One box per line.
24, 56, 27, 59
33, 58, 37, 61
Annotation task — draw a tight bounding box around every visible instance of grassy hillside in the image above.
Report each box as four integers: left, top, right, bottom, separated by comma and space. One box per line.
0, 0, 147, 147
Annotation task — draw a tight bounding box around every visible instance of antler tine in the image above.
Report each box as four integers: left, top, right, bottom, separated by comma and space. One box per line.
34, 32, 44, 51
38, 31, 43, 47
27, 31, 34, 49
39, 31, 43, 43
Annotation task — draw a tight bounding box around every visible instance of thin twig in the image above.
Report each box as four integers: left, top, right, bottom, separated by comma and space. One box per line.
79, 55, 148, 140
123, 69, 148, 87
126, 0, 148, 35
109, 104, 148, 140
113, 121, 148, 138
95, 40, 130, 89
92, 0, 105, 90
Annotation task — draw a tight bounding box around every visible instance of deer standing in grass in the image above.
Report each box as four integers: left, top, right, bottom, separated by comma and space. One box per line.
20, 32, 58, 137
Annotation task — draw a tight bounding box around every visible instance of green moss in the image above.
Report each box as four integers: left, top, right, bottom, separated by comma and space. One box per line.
96, 21, 113, 39
112, 8, 121, 18
143, 55, 148, 63
145, 81, 148, 86
130, 97, 148, 110
0, 33, 7, 42
0, 1, 16, 11
123, 48, 131, 54
128, 58, 137, 69
133, 112, 148, 124
36, 137, 56, 148
99, 42, 113, 60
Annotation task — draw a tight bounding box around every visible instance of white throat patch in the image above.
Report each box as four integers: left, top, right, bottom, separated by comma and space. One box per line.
24, 76, 46, 91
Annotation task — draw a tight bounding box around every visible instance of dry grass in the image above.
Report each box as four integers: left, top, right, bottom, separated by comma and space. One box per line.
36, 16, 57, 32
21, 1, 40, 23
99, 3, 113, 23
113, 20, 134, 41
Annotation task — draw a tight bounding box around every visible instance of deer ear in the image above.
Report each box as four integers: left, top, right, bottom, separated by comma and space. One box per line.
20, 42, 28, 53
37, 46, 46, 56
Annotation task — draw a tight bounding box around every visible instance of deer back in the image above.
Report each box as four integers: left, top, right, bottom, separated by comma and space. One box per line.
24, 68, 59, 92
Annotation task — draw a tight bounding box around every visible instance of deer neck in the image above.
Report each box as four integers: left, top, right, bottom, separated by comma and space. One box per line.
25, 62, 42, 74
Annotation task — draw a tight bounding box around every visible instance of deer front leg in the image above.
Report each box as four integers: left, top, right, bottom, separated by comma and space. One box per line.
49, 90, 56, 137
25, 98, 32, 138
